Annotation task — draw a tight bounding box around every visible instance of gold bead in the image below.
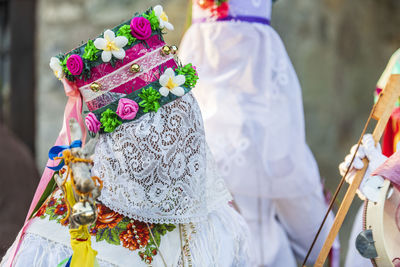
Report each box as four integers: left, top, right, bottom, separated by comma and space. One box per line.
161, 45, 171, 56
130, 63, 141, 73
170, 45, 178, 54
90, 82, 101, 92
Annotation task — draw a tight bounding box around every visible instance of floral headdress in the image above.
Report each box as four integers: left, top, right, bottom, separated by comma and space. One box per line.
49, 5, 199, 135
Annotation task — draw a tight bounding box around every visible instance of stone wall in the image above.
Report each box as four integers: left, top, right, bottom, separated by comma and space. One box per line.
272, 0, 400, 260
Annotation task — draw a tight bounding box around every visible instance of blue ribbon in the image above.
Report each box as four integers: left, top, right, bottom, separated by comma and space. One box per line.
65, 256, 72, 267
57, 256, 72, 267
47, 140, 82, 171
192, 15, 271, 26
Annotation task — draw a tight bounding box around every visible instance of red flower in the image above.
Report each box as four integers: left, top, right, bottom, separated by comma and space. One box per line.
146, 256, 153, 264
89, 227, 98, 236
60, 217, 69, 226
47, 197, 57, 207
54, 203, 67, 215
138, 253, 153, 264
95, 204, 123, 229
35, 204, 47, 217
119, 221, 150, 251
211, 2, 229, 19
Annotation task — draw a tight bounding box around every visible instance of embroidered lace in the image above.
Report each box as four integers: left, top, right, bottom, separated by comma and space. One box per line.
92, 93, 231, 223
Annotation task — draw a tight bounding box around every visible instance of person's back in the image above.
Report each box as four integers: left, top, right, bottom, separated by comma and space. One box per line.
180, 0, 340, 265
1, 6, 252, 266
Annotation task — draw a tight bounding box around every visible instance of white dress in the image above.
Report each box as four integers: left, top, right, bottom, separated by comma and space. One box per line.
1, 93, 252, 267
179, 0, 339, 265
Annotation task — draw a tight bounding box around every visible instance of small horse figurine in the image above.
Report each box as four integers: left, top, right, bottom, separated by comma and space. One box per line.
51, 118, 101, 229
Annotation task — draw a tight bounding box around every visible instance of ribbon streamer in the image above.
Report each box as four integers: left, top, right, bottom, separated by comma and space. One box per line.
7, 78, 87, 266
47, 140, 82, 171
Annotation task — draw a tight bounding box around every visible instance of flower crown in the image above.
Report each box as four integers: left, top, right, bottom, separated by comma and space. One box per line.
49, 6, 199, 135
50, 5, 173, 82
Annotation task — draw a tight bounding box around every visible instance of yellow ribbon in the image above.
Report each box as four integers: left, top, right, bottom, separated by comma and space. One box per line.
64, 180, 98, 267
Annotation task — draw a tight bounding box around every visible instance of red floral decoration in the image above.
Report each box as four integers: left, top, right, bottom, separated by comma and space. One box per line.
95, 205, 124, 229
211, 2, 229, 18
54, 203, 68, 216
139, 252, 153, 264
89, 227, 99, 236
47, 197, 57, 207
35, 204, 47, 217
119, 221, 150, 251
197, 0, 230, 19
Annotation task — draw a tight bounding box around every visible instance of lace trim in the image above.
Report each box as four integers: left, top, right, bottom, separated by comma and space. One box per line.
93, 93, 210, 224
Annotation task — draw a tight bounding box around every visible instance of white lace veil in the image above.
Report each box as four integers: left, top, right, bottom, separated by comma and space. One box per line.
92, 92, 231, 223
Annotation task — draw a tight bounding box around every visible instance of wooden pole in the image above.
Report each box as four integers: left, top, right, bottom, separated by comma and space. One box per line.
9, 0, 36, 154
313, 74, 400, 266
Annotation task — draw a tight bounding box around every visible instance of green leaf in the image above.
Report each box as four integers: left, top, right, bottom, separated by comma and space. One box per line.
96, 227, 121, 245
45, 206, 55, 216
48, 211, 59, 221
165, 224, 176, 232
30, 176, 57, 218
96, 228, 107, 242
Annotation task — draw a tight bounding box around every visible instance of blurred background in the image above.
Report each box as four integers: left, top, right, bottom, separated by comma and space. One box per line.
0, 0, 399, 264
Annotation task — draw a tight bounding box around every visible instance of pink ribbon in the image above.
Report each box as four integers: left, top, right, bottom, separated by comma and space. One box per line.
7, 78, 86, 266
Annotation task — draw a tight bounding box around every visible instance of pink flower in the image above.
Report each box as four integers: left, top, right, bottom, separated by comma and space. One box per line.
130, 17, 152, 40
66, 54, 84, 76
85, 112, 101, 133
116, 98, 139, 120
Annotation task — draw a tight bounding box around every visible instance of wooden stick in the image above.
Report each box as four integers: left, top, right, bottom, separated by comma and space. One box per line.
313, 74, 400, 267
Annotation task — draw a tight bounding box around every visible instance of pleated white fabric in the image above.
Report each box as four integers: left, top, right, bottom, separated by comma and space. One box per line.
179, 21, 321, 199
1, 204, 251, 267
179, 1, 339, 265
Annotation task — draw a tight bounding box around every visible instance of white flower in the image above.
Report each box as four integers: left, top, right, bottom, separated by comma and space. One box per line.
159, 68, 185, 97
94, 29, 128, 63
49, 57, 64, 79
154, 5, 174, 31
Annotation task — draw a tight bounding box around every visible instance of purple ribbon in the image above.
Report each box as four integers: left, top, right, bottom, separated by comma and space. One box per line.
192, 15, 271, 25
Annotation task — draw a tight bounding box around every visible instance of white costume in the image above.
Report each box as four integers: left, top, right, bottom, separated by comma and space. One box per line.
344, 50, 400, 267
179, 0, 339, 265
1, 6, 251, 267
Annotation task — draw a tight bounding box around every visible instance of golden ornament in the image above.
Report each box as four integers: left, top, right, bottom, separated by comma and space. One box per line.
90, 82, 101, 92
130, 63, 141, 73
161, 45, 171, 56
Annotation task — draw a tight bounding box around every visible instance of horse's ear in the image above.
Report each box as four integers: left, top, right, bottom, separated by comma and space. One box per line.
82, 134, 99, 157
69, 118, 82, 142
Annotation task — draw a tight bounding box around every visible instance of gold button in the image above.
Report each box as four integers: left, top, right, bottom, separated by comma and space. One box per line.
160, 45, 171, 56
130, 63, 141, 73
90, 82, 101, 92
